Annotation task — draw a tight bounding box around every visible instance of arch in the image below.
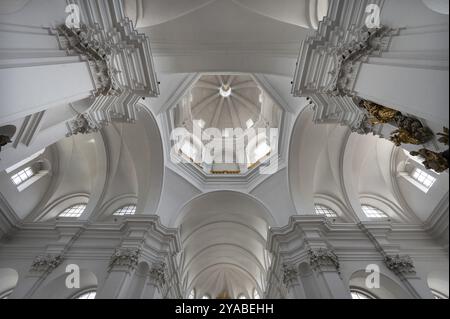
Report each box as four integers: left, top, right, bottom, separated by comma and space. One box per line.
34, 268, 98, 299
314, 194, 350, 220
36, 193, 90, 222
427, 271, 449, 299
96, 194, 138, 220
359, 195, 407, 221
348, 269, 411, 299
177, 191, 273, 299
172, 190, 276, 228
422, 0, 449, 14
0, 268, 19, 298
0, 1, 31, 15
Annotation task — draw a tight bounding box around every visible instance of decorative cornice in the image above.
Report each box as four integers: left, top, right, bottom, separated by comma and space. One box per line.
308, 248, 340, 273
30, 254, 63, 273
384, 254, 416, 276
108, 248, 141, 271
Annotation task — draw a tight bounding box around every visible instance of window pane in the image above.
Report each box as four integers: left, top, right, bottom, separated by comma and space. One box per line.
315, 205, 338, 218
76, 291, 96, 299
59, 204, 87, 218
411, 168, 436, 191
113, 205, 137, 216
11, 167, 35, 185
351, 290, 375, 299
361, 205, 388, 219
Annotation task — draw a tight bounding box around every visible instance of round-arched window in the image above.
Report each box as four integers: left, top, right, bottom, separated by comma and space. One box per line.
350, 288, 377, 299
74, 289, 97, 299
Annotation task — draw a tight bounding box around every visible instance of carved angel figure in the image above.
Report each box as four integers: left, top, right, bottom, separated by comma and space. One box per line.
390, 129, 423, 146
359, 100, 400, 125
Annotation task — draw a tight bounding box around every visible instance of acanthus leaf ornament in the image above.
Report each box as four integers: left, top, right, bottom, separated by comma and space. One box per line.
66, 113, 101, 137
109, 248, 141, 271
308, 248, 340, 273
384, 255, 416, 276
149, 262, 167, 288
282, 263, 298, 287
30, 254, 63, 273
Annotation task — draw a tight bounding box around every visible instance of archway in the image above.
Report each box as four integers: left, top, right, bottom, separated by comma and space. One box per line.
175, 191, 274, 299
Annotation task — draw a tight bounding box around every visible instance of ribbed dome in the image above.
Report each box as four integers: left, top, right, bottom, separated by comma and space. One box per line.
189, 74, 262, 131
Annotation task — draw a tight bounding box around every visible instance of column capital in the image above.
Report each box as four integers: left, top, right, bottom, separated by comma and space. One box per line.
308, 248, 340, 273
148, 262, 167, 288
108, 247, 141, 272
384, 254, 416, 277
282, 263, 299, 287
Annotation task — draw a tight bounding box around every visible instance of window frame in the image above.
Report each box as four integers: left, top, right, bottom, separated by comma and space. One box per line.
350, 287, 378, 300
58, 204, 87, 218
0, 289, 14, 299
10, 166, 35, 186
410, 168, 437, 193
113, 205, 137, 216
314, 205, 338, 218
72, 288, 97, 299
361, 205, 389, 219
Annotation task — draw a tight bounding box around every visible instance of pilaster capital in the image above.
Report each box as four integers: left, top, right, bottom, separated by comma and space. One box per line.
384, 254, 416, 276
30, 253, 63, 274
282, 263, 299, 287
148, 262, 167, 288
108, 247, 141, 272
308, 248, 340, 273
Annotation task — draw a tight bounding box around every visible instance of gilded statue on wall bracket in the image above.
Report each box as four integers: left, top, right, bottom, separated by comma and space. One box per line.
410, 149, 449, 173
359, 100, 399, 125
358, 99, 434, 146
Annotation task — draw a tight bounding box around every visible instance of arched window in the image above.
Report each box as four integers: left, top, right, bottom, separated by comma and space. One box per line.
431, 290, 448, 299
188, 289, 195, 299
74, 289, 96, 299
361, 205, 388, 219
314, 205, 338, 218
350, 288, 377, 299
59, 204, 87, 218
113, 205, 137, 216
202, 294, 211, 299
253, 289, 260, 299
238, 294, 247, 299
